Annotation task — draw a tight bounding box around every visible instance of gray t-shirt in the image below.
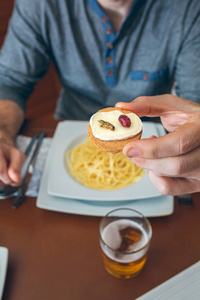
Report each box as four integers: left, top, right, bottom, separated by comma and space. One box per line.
0, 0, 200, 119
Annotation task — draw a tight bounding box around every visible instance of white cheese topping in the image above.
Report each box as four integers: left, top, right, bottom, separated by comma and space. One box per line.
90, 110, 142, 141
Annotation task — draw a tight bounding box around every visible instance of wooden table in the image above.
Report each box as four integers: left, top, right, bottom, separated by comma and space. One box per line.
0, 118, 200, 300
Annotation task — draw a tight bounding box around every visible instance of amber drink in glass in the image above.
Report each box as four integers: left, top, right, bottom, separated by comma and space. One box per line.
99, 208, 152, 279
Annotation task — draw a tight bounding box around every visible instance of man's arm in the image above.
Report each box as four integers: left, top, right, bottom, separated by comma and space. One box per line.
0, 100, 25, 185
0, 0, 51, 185
174, 0, 200, 103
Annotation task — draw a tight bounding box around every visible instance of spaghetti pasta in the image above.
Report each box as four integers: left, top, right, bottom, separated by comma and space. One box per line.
66, 139, 144, 190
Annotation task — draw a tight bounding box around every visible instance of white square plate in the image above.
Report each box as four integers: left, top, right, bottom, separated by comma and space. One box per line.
47, 121, 165, 201
0, 247, 8, 299
37, 139, 174, 216
37, 121, 174, 217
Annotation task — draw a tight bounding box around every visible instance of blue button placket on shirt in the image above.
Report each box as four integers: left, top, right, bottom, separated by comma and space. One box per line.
87, 0, 118, 87
87, 0, 142, 88
103, 18, 117, 87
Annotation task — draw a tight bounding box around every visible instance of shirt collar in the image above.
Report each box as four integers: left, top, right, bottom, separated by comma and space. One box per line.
87, 0, 147, 34
87, 0, 147, 18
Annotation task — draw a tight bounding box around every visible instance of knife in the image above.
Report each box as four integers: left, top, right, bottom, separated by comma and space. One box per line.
12, 130, 46, 209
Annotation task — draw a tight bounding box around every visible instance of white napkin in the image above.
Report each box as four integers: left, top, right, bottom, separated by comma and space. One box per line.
16, 135, 52, 197
136, 261, 200, 300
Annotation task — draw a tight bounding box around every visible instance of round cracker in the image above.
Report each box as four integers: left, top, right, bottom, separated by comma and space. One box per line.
88, 107, 142, 153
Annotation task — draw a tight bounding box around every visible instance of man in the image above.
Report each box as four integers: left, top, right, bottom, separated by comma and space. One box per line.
0, 0, 200, 194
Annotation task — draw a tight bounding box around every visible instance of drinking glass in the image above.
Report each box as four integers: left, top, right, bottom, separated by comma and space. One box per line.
99, 208, 152, 279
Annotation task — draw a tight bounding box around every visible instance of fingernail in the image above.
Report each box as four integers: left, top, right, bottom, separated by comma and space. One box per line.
127, 148, 140, 158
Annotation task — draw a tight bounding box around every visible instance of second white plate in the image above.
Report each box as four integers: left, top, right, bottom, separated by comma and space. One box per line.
48, 121, 165, 202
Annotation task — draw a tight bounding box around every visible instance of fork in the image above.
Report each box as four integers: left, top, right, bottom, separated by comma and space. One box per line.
177, 193, 193, 207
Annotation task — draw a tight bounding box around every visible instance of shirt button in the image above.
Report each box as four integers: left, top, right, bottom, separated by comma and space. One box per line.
106, 57, 113, 64
143, 73, 148, 80
106, 42, 113, 49
106, 28, 112, 35
107, 70, 113, 76
102, 16, 107, 22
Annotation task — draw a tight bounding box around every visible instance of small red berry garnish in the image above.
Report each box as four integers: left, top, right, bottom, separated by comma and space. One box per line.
118, 115, 131, 127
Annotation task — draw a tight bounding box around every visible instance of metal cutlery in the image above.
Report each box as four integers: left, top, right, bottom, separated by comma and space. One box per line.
12, 130, 46, 208
0, 131, 45, 206
177, 193, 193, 207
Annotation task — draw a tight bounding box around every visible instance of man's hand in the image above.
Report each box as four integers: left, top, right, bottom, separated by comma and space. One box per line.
0, 100, 25, 186
116, 94, 200, 195
0, 140, 25, 186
